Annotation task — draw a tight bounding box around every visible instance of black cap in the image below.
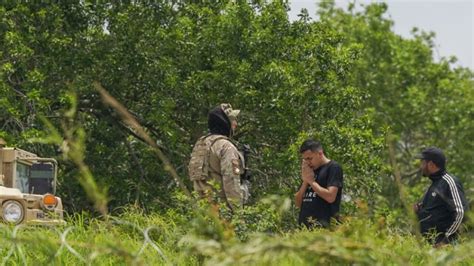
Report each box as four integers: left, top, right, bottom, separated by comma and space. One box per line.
416, 147, 446, 169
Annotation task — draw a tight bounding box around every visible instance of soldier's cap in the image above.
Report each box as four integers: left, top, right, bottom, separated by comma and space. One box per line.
220, 103, 240, 121
415, 147, 446, 168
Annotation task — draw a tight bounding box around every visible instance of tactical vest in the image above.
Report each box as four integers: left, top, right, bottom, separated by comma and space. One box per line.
188, 134, 229, 182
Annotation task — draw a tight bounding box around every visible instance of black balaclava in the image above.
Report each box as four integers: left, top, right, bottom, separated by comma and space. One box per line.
208, 106, 231, 137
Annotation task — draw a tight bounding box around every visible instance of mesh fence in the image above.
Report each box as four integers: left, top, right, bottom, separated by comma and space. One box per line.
0, 218, 173, 265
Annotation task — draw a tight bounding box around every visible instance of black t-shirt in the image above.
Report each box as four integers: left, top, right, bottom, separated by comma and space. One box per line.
298, 160, 343, 228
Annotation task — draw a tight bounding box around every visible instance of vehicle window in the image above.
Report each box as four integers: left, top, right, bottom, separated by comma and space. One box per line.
15, 162, 30, 193
30, 163, 55, 194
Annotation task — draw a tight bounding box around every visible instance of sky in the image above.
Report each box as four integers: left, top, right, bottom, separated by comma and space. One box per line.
288, 0, 474, 71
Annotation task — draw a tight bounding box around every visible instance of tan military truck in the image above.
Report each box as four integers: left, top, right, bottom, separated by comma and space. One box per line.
0, 138, 64, 225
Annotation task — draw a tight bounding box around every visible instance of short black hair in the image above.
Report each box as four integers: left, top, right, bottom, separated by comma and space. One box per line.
299, 139, 323, 153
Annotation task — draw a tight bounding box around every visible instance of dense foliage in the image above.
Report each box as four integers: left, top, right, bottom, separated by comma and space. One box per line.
0, 1, 389, 211
0, 1, 472, 264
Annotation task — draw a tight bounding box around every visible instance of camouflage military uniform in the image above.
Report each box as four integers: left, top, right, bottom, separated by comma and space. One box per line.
189, 103, 247, 210
192, 135, 244, 209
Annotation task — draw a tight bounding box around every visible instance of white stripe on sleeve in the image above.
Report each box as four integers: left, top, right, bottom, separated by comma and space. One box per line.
442, 174, 464, 236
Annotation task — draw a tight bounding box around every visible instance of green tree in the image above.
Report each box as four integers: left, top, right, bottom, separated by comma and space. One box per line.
316, 1, 473, 214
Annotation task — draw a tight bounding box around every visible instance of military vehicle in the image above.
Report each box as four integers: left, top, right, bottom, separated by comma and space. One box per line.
0, 138, 64, 225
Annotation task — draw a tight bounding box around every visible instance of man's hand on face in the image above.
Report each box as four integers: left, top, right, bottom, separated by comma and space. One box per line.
301, 160, 315, 184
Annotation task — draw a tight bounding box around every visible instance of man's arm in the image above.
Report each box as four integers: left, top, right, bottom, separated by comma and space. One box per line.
441, 175, 466, 239
296, 160, 314, 208
295, 182, 308, 208
219, 142, 243, 209
302, 162, 342, 204
306, 182, 338, 203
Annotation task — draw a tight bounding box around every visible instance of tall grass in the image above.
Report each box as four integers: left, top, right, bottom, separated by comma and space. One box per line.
1, 199, 472, 265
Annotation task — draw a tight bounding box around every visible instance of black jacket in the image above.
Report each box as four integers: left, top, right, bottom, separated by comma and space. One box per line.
417, 170, 468, 242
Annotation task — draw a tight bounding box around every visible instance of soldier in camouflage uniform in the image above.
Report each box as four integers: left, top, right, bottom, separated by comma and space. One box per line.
188, 103, 248, 210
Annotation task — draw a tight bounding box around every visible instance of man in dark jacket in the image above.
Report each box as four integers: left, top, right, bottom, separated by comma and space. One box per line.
414, 147, 468, 246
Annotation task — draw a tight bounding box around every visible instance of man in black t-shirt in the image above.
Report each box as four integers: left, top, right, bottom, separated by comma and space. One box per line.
295, 139, 343, 228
